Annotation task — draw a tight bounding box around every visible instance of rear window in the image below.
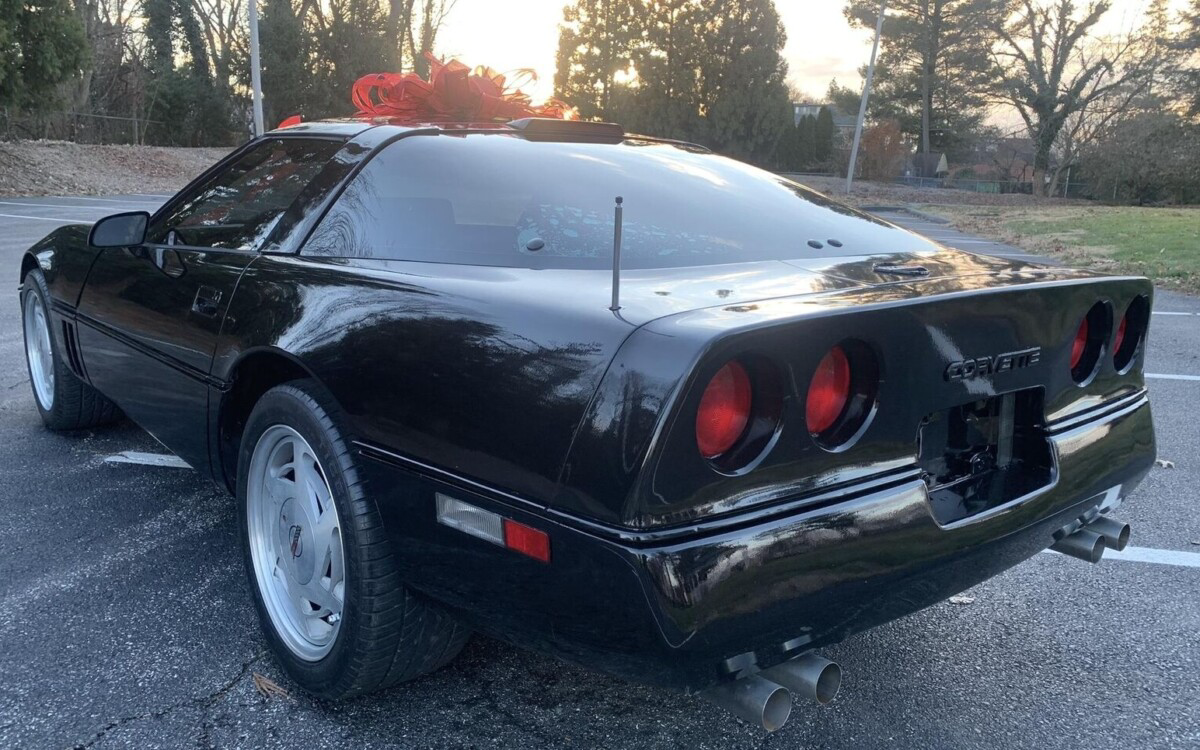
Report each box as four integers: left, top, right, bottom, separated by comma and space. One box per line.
302, 133, 916, 269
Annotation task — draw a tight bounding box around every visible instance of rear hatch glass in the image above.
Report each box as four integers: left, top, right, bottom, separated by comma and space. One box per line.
302, 133, 944, 270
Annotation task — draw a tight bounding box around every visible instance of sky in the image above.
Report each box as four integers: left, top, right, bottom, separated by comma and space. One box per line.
436, 0, 1183, 106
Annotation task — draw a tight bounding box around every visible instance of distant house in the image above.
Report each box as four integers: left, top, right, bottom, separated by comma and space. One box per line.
792, 102, 823, 122
830, 110, 856, 141
790, 102, 858, 143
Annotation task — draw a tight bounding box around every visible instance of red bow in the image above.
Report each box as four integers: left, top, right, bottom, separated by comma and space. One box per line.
351, 53, 574, 123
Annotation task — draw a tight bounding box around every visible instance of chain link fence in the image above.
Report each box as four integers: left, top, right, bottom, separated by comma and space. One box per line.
893, 175, 1093, 199
0, 108, 161, 144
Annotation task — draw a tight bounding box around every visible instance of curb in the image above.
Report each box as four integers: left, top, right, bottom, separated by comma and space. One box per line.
858, 205, 950, 225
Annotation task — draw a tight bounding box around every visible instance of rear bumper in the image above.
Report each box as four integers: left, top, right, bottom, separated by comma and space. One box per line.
365, 391, 1155, 692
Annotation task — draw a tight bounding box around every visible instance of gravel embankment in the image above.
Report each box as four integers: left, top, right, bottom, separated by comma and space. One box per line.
0, 141, 232, 196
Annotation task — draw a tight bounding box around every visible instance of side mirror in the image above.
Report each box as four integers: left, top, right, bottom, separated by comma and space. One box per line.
88, 211, 150, 248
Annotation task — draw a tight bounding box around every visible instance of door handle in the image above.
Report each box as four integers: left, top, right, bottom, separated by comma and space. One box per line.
192, 286, 222, 317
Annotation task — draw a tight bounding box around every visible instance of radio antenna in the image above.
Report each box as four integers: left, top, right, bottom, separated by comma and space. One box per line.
610, 196, 623, 311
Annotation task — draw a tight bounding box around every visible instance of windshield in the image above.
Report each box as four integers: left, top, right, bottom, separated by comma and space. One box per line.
302, 132, 935, 269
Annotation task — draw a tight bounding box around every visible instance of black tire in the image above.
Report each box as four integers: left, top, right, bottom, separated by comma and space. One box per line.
237, 379, 470, 700
20, 270, 121, 431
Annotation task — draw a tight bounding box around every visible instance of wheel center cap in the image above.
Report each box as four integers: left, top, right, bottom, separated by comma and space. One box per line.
278, 497, 316, 585
289, 524, 303, 558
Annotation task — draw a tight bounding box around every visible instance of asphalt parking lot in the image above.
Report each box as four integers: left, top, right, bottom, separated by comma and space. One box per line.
1, 195, 1197, 749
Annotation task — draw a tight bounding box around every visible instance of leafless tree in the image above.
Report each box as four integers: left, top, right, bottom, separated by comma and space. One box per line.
990, 0, 1149, 196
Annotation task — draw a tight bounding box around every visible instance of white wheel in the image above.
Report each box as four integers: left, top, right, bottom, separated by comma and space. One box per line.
23, 290, 55, 412
237, 381, 469, 699
246, 425, 346, 661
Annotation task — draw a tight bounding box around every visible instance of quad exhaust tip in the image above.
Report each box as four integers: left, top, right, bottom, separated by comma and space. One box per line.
1051, 527, 1106, 563
1087, 515, 1131, 551
1051, 515, 1132, 563
701, 675, 792, 732
700, 653, 841, 732
761, 653, 842, 706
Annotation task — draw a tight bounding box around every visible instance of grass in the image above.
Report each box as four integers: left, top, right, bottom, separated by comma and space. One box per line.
919, 204, 1200, 294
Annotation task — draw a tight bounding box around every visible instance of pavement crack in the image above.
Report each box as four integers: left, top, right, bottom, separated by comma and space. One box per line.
70, 651, 267, 749
200, 650, 266, 707
6, 378, 29, 390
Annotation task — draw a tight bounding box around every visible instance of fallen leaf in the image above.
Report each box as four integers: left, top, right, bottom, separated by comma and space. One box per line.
252, 673, 290, 701
1155, 459, 1176, 469
949, 595, 975, 605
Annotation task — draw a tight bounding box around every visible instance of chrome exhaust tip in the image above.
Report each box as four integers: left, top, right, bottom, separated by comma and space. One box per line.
761, 653, 842, 705
1086, 515, 1131, 551
1051, 528, 1106, 563
700, 675, 792, 732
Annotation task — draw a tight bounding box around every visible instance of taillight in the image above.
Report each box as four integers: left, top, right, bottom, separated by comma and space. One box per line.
806, 340, 880, 450
696, 361, 752, 459
1070, 302, 1108, 383
1114, 295, 1149, 372
1070, 317, 1089, 371
806, 346, 851, 434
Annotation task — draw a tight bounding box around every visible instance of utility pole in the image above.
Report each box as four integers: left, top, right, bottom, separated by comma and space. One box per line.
846, 1, 886, 194
249, 0, 265, 136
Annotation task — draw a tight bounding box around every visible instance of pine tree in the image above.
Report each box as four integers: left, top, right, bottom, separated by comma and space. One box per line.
0, 0, 88, 110
317, 0, 391, 116
692, 0, 792, 162
844, 0, 1006, 159
796, 114, 815, 167
626, 0, 705, 137
814, 106, 835, 162
1177, 0, 1200, 116
554, 0, 640, 120
260, 0, 310, 125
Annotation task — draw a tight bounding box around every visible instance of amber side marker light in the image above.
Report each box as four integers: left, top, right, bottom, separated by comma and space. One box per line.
435, 493, 551, 563
696, 361, 753, 459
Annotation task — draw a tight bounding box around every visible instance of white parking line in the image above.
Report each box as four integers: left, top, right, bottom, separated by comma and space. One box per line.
1146, 373, 1200, 382
1106, 546, 1200, 568
1153, 311, 1198, 316
34, 195, 162, 205
104, 451, 191, 469
1045, 546, 1200, 568
0, 200, 124, 211
0, 212, 93, 224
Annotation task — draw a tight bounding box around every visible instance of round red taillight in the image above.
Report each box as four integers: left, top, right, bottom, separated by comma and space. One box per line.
1114, 315, 1127, 354
1070, 317, 1089, 371
806, 346, 852, 435
696, 361, 752, 459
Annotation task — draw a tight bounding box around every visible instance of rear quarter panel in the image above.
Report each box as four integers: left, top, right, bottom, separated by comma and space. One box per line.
212, 255, 638, 504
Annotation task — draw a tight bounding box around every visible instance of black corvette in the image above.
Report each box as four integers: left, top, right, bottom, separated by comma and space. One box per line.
18, 117, 1155, 731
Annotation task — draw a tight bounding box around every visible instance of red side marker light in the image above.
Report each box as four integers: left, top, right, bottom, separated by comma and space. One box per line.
436, 493, 551, 563
503, 519, 551, 563
806, 346, 852, 434
1070, 317, 1089, 370
1114, 315, 1127, 353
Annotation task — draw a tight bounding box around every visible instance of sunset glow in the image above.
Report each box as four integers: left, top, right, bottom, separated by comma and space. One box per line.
437, 0, 1188, 106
